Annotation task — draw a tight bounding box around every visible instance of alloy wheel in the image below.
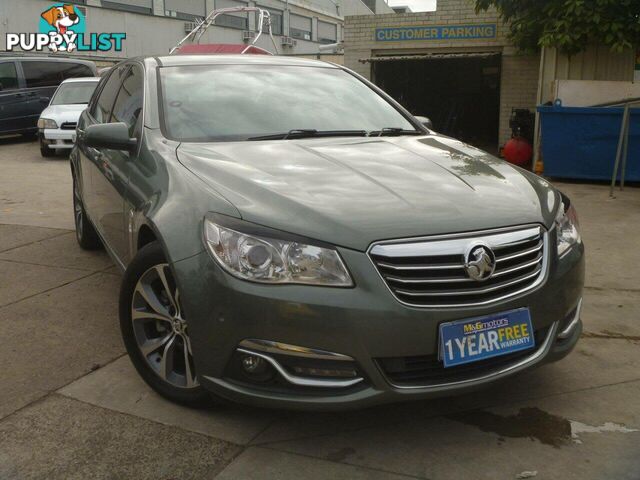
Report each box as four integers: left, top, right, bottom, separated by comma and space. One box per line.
131, 264, 198, 389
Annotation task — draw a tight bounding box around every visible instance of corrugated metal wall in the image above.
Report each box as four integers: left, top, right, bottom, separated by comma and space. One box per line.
533, 45, 635, 168
539, 46, 635, 104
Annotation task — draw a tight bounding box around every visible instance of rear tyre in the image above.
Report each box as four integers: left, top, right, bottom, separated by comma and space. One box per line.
119, 242, 212, 408
73, 175, 101, 250
40, 137, 54, 158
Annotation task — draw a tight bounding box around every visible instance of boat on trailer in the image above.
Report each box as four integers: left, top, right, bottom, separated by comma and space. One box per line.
170, 6, 279, 56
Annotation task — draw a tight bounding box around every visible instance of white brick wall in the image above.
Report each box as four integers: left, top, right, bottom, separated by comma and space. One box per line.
344, 0, 540, 147
499, 54, 540, 144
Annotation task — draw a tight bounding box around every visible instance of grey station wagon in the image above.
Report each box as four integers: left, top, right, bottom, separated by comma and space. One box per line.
71, 55, 584, 409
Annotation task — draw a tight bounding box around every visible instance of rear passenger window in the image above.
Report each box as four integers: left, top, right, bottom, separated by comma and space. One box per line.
0, 62, 18, 91
22, 61, 65, 88
61, 63, 94, 79
111, 65, 144, 137
92, 66, 128, 123
22, 61, 93, 88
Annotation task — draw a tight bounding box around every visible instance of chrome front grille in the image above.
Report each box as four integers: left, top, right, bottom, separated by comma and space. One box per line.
60, 122, 77, 130
369, 225, 547, 308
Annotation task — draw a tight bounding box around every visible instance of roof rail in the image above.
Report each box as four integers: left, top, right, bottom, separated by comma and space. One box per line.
170, 7, 279, 55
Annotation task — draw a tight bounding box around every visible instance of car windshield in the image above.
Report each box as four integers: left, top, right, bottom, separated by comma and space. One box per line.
51, 82, 98, 106
159, 64, 417, 142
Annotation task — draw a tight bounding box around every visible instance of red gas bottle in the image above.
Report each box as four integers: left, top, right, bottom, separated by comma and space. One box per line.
503, 136, 533, 167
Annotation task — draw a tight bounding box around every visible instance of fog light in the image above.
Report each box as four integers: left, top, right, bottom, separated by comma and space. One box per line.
242, 354, 266, 374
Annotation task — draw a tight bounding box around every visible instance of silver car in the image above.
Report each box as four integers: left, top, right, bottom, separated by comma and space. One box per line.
70, 55, 584, 410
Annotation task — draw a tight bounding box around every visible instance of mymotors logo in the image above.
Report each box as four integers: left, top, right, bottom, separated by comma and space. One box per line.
6, 3, 126, 53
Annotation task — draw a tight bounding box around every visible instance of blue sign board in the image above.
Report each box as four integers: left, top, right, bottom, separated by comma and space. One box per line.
376, 23, 497, 42
439, 308, 535, 368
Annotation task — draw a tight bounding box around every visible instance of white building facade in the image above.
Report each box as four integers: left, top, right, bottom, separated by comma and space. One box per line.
0, 0, 381, 60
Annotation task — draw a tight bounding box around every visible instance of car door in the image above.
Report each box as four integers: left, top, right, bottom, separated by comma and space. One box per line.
97, 64, 145, 265
0, 61, 25, 134
77, 65, 129, 260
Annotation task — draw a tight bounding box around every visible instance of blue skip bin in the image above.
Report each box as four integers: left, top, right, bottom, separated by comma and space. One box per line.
537, 105, 640, 181
439, 308, 535, 368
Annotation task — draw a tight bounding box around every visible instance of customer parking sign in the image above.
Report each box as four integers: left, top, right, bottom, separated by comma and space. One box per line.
376, 23, 497, 42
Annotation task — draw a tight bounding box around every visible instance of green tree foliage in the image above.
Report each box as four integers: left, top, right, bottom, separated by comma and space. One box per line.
475, 0, 640, 55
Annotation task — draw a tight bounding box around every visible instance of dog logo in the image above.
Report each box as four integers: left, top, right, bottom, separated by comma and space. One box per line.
40, 4, 82, 51
464, 244, 496, 281
5, 4, 124, 53
41, 5, 80, 36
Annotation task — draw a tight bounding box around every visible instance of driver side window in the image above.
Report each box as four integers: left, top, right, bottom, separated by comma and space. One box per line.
110, 65, 144, 139
91, 66, 127, 124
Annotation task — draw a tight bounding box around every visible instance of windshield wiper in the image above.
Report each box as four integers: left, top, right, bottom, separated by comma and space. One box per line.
368, 127, 422, 137
248, 129, 368, 141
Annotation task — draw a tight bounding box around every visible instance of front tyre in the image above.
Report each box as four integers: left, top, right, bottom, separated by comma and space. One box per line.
40, 136, 54, 158
119, 242, 211, 407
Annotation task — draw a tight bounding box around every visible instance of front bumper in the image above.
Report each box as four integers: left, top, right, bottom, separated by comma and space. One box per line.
172, 240, 584, 410
41, 128, 75, 149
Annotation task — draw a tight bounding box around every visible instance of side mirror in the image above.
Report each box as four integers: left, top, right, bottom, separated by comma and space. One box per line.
84, 122, 137, 153
414, 116, 433, 130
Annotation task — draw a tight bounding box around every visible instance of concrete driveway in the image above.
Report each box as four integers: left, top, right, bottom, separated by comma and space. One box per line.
1, 137, 639, 480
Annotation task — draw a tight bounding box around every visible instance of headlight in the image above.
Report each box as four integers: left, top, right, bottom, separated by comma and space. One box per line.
37, 118, 58, 129
203, 217, 353, 287
555, 195, 581, 257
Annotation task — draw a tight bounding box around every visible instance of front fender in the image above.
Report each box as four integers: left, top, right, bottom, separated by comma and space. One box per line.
127, 129, 241, 266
